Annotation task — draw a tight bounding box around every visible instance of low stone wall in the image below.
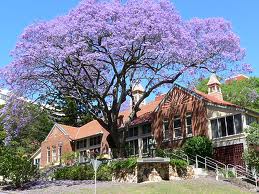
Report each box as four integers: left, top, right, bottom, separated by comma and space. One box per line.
112, 162, 194, 183
137, 162, 169, 182
169, 165, 194, 180
112, 167, 138, 183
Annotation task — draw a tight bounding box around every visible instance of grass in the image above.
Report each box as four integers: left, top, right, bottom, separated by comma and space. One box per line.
79, 179, 252, 194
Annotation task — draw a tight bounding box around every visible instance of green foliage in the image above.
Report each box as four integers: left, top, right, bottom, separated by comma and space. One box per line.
96, 164, 112, 181
196, 77, 259, 112
54, 165, 94, 180
54, 163, 112, 181
0, 147, 38, 187
245, 122, 259, 146
110, 158, 137, 172
156, 148, 186, 160
57, 97, 93, 127
243, 149, 259, 172
170, 159, 188, 177
243, 122, 259, 172
220, 169, 235, 178
0, 104, 53, 155
183, 136, 213, 157
61, 151, 79, 165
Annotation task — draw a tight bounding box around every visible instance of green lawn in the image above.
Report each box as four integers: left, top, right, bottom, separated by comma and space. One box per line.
79, 179, 252, 194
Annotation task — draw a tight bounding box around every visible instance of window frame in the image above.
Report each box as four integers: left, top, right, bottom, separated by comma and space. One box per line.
173, 116, 182, 139
185, 114, 192, 137
210, 113, 243, 139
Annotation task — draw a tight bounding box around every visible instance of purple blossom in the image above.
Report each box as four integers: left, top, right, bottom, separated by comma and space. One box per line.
0, 0, 250, 142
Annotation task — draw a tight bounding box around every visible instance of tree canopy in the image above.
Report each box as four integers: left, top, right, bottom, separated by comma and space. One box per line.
0, 0, 250, 149
196, 77, 259, 112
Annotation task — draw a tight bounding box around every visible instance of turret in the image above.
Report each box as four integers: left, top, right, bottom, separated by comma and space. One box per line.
207, 73, 223, 100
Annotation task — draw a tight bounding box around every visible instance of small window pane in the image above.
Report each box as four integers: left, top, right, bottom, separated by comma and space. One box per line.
226, 116, 234, 135
234, 114, 243, 134
174, 118, 181, 128
211, 119, 219, 138
219, 118, 227, 137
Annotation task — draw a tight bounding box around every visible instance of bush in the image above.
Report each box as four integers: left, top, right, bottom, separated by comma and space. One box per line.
54, 165, 94, 180
0, 147, 38, 188
110, 158, 137, 172
54, 163, 112, 181
96, 164, 112, 181
183, 136, 213, 157
170, 159, 188, 176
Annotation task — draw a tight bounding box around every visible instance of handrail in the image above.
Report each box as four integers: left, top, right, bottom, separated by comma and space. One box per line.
205, 156, 226, 169
170, 153, 189, 165
227, 164, 258, 189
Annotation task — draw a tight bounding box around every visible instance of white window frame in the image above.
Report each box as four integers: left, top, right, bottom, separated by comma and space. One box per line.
186, 114, 192, 137
173, 117, 182, 139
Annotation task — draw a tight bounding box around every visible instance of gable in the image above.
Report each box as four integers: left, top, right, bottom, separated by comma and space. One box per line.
155, 84, 203, 114
44, 124, 70, 142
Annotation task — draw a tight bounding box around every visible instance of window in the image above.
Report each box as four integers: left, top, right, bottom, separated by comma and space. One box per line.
186, 114, 192, 136
246, 115, 258, 125
143, 137, 152, 154
211, 119, 219, 138
174, 117, 182, 138
76, 139, 87, 149
142, 124, 151, 134
218, 117, 227, 137
226, 116, 234, 135
57, 145, 62, 162
128, 127, 138, 137
47, 147, 51, 163
90, 136, 101, 146
127, 139, 139, 156
52, 146, 56, 162
163, 119, 169, 139
34, 158, 40, 168
234, 114, 242, 134
211, 114, 243, 139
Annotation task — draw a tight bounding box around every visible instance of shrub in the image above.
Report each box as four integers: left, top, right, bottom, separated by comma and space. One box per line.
0, 147, 38, 188
110, 158, 137, 172
54, 165, 94, 180
61, 151, 79, 166
96, 164, 112, 181
170, 159, 188, 176
54, 163, 112, 181
183, 136, 213, 157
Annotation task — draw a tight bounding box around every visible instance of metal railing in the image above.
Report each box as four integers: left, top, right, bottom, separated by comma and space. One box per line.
166, 151, 258, 190
227, 164, 258, 189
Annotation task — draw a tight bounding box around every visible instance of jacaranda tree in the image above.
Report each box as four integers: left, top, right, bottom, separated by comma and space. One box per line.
0, 0, 251, 149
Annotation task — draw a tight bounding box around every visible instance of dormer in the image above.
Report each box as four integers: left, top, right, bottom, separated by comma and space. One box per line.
207, 73, 223, 100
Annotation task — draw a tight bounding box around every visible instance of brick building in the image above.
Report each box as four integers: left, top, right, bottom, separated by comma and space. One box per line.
33, 74, 259, 168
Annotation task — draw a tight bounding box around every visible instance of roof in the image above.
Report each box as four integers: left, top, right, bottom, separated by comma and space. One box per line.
75, 120, 108, 140
119, 94, 165, 125
56, 121, 109, 141
207, 73, 221, 86
195, 90, 239, 108
45, 83, 258, 142
225, 74, 249, 84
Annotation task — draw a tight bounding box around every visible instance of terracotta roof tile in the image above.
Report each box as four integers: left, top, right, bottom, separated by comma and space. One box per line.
58, 124, 78, 139
76, 120, 109, 140
195, 90, 240, 108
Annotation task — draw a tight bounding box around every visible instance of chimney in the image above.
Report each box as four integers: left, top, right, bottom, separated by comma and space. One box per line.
207, 73, 223, 100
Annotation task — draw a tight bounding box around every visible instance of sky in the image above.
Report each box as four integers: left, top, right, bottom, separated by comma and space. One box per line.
0, 0, 258, 76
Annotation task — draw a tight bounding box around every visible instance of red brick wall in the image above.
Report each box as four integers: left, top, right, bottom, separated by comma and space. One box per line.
152, 87, 208, 148
213, 143, 244, 166
40, 125, 74, 168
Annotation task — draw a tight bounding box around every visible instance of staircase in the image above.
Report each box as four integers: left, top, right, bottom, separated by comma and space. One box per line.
171, 152, 258, 190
